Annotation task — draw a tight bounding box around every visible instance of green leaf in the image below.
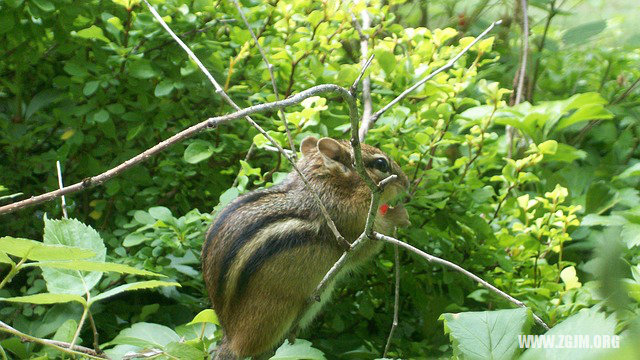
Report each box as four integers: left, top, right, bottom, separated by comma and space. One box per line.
25, 89, 61, 119
0, 237, 95, 261
128, 60, 157, 79
0, 293, 86, 305
106, 322, 180, 348
621, 223, 640, 248
375, 49, 396, 74
32, 0, 55, 12
148, 206, 173, 222
165, 342, 206, 359
188, 309, 219, 325
154, 80, 174, 97
123, 233, 149, 247
585, 181, 619, 215
521, 308, 617, 360
537, 140, 557, 155
562, 20, 607, 45
83, 81, 100, 96
52, 319, 77, 343
0, 251, 12, 264
616, 163, 640, 179
41, 217, 106, 295
543, 143, 586, 163
28, 261, 164, 277
581, 214, 628, 226
439, 308, 532, 360
90, 280, 180, 305
75, 25, 111, 43
183, 140, 214, 164
555, 104, 613, 131
93, 109, 109, 123
271, 339, 326, 360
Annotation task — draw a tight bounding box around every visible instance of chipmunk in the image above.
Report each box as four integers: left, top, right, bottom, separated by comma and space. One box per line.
201, 136, 410, 359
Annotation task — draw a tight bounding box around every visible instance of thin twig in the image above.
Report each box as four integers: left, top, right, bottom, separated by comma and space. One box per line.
375, 233, 550, 330
87, 310, 101, 353
0, 84, 353, 216
55, 161, 68, 218
350, 9, 375, 142
514, 0, 528, 106
368, 20, 502, 124
528, 0, 556, 102
231, 0, 297, 157
383, 241, 400, 357
507, 0, 529, 158
0, 320, 106, 359
611, 76, 640, 105
143, 0, 350, 248
232, 143, 256, 188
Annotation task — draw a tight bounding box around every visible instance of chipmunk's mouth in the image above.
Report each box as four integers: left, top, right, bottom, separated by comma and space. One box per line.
381, 185, 408, 208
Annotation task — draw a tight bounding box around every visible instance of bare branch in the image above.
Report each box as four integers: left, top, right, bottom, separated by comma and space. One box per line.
231, 0, 297, 158
375, 233, 550, 330
351, 9, 375, 142
514, 0, 529, 106
507, 0, 529, 158
383, 241, 400, 357
0, 320, 106, 359
55, 160, 68, 218
0, 84, 352, 216
350, 54, 375, 96
369, 20, 502, 124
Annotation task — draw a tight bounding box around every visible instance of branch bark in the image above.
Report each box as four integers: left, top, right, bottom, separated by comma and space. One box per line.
375, 233, 550, 330
0, 84, 352, 216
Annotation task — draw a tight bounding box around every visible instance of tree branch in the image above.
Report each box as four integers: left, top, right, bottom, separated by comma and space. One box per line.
368, 20, 502, 124
0, 84, 352, 216
374, 233, 550, 330
231, 0, 297, 158
0, 320, 106, 359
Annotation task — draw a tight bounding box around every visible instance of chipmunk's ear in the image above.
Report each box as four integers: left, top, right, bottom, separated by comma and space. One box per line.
317, 137, 351, 173
300, 136, 318, 158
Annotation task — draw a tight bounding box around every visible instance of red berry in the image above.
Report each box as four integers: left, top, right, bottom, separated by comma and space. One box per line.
379, 204, 389, 215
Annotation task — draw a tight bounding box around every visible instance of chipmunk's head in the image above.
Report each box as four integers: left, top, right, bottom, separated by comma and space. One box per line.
299, 136, 410, 227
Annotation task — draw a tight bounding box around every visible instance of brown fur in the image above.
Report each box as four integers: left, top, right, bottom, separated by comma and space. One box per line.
202, 137, 409, 359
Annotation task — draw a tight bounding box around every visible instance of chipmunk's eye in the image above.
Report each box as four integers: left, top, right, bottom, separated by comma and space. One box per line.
371, 157, 390, 173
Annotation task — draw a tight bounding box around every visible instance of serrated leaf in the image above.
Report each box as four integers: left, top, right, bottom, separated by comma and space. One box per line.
0, 293, 86, 305
28, 261, 164, 277
0, 237, 95, 261
440, 308, 532, 360
183, 140, 214, 164
42, 217, 106, 295
521, 308, 617, 360
90, 280, 180, 305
